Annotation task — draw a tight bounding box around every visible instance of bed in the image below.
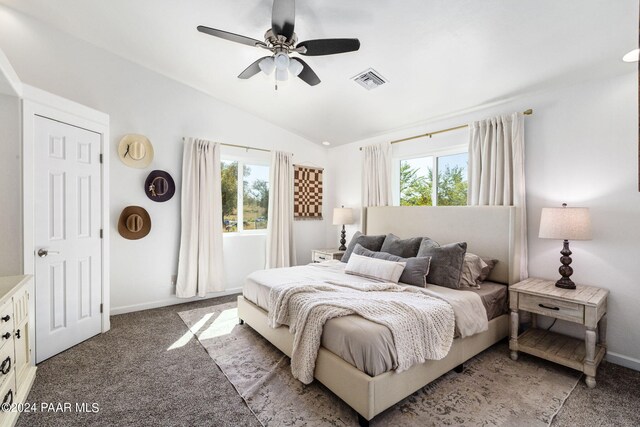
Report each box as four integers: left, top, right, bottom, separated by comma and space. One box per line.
237, 205, 522, 425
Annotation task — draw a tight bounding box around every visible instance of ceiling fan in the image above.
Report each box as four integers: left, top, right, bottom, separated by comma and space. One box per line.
197, 0, 360, 87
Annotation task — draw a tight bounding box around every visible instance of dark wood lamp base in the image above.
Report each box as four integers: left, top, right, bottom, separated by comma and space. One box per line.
556, 239, 576, 289
338, 225, 347, 251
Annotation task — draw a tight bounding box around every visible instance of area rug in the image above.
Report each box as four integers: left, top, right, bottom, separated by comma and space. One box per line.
178, 302, 580, 427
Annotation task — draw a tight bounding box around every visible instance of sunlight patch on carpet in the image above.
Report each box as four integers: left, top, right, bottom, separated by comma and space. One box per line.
199, 308, 238, 340
167, 312, 213, 350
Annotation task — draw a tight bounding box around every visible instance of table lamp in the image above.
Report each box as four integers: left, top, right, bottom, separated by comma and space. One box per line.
538, 203, 592, 289
333, 206, 354, 251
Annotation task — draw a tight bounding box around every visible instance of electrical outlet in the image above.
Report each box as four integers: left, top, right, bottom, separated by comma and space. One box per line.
171, 275, 177, 286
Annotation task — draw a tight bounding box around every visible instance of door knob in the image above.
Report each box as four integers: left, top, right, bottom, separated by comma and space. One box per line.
37, 249, 60, 258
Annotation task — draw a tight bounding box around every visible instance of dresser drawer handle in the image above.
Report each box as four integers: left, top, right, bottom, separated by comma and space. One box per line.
538, 303, 560, 311
2, 389, 12, 406
1, 316, 9, 322
1, 333, 9, 340
0, 357, 10, 375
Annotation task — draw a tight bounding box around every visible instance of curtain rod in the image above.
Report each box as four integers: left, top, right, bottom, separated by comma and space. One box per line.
220, 142, 271, 153
359, 109, 533, 150
182, 138, 271, 153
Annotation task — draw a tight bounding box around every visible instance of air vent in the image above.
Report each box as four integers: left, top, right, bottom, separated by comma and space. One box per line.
352, 68, 387, 90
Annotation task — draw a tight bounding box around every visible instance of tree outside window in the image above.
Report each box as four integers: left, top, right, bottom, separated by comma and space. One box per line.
399, 152, 468, 206
221, 160, 269, 233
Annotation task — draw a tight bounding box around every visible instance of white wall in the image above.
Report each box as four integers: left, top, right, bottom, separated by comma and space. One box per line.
327, 70, 640, 368
0, 6, 329, 313
0, 93, 21, 275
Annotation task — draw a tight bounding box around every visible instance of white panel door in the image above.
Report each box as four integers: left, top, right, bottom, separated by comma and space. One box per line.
34, 116, 102, 363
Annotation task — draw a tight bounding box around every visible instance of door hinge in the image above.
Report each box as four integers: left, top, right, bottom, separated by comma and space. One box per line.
100, 229, 103, 239
100, 303, 103, 313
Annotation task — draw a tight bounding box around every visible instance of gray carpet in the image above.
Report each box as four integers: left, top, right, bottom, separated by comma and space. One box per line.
17, 294, 640, 427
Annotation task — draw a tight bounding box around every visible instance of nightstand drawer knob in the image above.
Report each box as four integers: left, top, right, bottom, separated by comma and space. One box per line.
538, 303, 560, 311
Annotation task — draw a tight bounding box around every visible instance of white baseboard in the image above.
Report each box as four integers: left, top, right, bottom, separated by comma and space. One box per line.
606, 351, 640, 372
110, 287, 243, 315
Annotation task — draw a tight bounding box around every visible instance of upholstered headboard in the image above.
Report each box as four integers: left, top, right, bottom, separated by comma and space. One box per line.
363, 206, 520, 285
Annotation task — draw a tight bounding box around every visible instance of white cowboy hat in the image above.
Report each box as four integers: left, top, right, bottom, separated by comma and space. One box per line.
118, 134, 154, 168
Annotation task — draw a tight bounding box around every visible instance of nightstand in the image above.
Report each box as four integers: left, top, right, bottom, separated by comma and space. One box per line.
311, 249, 344, 263
509, 278, 608, 388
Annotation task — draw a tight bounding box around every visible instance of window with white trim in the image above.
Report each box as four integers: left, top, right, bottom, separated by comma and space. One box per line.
396, 150, 468, 206
221, 159, 269, 233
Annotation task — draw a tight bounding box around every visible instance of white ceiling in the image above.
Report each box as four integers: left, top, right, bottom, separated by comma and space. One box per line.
0, 0, 635, 145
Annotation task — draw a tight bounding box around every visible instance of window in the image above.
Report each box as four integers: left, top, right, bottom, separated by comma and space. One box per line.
400, 156, 433, 206
436, 153, 468, 206
398, 151, 468, 206
243, 164, 269, 231
221, 160, 269, 233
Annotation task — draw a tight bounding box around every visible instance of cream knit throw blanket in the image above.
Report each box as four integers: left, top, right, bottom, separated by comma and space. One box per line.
268, 281, 455, 384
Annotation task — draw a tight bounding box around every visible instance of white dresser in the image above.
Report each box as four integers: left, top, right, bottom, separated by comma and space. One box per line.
0, 276, 37, 427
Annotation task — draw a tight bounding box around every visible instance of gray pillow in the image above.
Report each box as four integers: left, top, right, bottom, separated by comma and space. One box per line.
353, 244, 431, 287
380, 234, 423, 258
341, 231, 386, 263
417, 239, 467, 289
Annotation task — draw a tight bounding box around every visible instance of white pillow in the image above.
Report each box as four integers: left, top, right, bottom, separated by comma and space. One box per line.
345, 253, 406, 283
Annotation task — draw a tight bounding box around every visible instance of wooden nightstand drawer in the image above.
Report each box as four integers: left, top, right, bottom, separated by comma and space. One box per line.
519, 293, 584, 324
311, 249, 344, 263
313, 252, 331, 262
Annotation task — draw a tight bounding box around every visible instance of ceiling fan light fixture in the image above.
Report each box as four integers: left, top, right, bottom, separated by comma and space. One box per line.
623, 48, 640, 63
259, 56, 275, 75
274, 52, 290, 70
276, 68, 289, 81
288, 58, 303, 76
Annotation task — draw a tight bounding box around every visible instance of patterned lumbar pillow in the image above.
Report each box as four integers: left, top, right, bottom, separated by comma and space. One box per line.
380, 234, 423, 258
340, 231, 386, 263
417, 239, 468, 289
353, 244, 431, 287
345, 253, 406, 283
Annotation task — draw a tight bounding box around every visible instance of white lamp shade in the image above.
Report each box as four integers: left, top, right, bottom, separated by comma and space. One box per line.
333, 208, 354, 225
288, 58, 303, 76
259, 57, 275, 75
275, 68, 289, 81
274, 53, 290, 70
539, 206, 592, 240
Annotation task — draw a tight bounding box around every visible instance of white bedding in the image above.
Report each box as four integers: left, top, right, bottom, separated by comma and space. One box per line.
244, 260, 488, 338
268, 280, 455, 384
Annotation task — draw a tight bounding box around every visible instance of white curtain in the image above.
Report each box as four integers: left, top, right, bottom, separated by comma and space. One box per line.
176, 138, 224, 297
362, 142, 392, 207
266, 151, 296, 268
468, 113, 528, 280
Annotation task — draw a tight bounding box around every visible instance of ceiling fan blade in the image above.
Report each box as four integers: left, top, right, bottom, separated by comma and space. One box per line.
271, 0, 295, 40
238, 57, 270, 79
197, 25, 266, 48
294, 58, 321, 86
297, 38, 360, 56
